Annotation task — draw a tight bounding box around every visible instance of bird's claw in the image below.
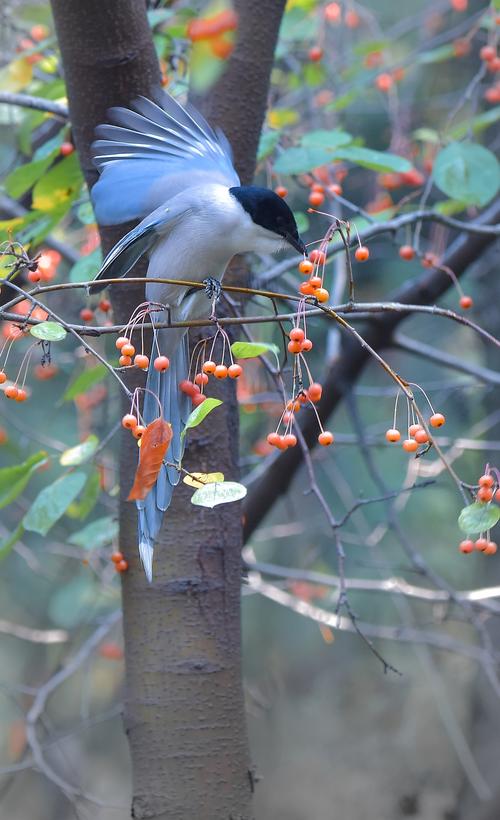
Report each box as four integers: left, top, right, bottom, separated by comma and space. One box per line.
203, 277, 222, 321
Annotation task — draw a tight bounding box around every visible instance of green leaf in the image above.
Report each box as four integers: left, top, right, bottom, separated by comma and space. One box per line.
418, 44, 455, 64
30, 321, 67, 342
63, 364, 108, 401
449, 107, 500, 140
48, 575, 116, 629
66, 470, 101, 520
433, 142, 500, 207
294, 211, 309, 234
458, 503, 500, 535
4, 149, 58, 199
0, 452, 48, 510
69, 247, 102, 283
231, 341, 280, 359
191, 481, 247, 508
325, 89, 361, 112
412, 127, 440, 144
76, 201, 96, 225
0, 523, 24, 562
68, 516, 118, 550
60, 435, 98, 467
258, 131, 281, 161
181, 398, 222, 440
331, 146, 413, 173
301, 129, 352, 150
32, 152, 83, 211
24, 471, 87, 536
274, 146, 336, 175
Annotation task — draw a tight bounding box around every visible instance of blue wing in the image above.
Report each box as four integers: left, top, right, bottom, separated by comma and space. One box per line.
91, 89, 239, 225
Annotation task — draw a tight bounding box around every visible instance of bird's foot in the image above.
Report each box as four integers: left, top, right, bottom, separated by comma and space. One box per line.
203, 277, 222, 321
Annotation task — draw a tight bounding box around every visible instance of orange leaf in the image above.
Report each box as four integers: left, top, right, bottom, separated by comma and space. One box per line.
127, 418, 172, 501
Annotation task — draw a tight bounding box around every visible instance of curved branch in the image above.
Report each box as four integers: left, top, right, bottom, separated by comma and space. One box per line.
0, 92, 69, 118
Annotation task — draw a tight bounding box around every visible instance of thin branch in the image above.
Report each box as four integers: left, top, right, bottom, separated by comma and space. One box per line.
0, 92, 69, 118
0, 620, 68, 644
393, 332, 500, 385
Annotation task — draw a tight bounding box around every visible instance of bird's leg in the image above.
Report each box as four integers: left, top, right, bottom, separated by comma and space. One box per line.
203, 277, 222, 321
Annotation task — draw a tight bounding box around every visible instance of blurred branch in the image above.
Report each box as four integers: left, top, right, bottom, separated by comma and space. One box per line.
0, 92, 68, 118
392, 332, 500, 385
0, 619, 68, 643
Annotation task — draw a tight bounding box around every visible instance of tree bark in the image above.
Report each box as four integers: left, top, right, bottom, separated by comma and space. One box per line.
50, 1, 285, 817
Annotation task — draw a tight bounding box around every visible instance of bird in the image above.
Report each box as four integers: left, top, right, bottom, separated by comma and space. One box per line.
90, 89, 306, 581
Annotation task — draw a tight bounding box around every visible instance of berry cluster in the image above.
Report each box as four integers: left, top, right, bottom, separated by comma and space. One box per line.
26, 249, 61, 284
80, 299, 111, 324
385, 386, 446, 454
179, 328, 243, 407
267, 310, 333, 450
110, 550, 129, 573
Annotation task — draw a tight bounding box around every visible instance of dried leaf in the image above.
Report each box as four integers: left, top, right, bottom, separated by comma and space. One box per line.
127, 418, 172, 501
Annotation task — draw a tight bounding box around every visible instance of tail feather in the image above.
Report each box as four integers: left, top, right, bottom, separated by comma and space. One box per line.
136, 329, 190, 580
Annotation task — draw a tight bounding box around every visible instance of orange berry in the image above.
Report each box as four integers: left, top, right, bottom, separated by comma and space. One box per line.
422, 252, 439, 269
133, 425, 146, 439
324, 2, 341, 22
289, 327, 305, 342
459, 539, 474, 554
399, 245, 415, 261
115, 336, 130, 350
214, 365, 228, 379
80, 308, 94, 322
375, 73, 393, 92
480, 45, 496, 62
275, 186, 288, 198
475, 537, 488, 552
30, 23, 49, 41
0, 371, 6, 384
299, 259, 314, 275
308, 46, 323, 62
121, 343, 135, 357
192, 393, 206, 407
311, 183, 325, 193
315, 288, 329, 303
309, 191, 325, 207
179, 379, 196, 395
299, 281, 315, 296
355, 246, 369, 262
318, 431, 334, 446
385, 428, 401, 443
328, 183, 342, 196
402, 438, 418, 452
276, 435, 288, 451
288, 340, 302, 354
0, 427, 7, 445
485, 541, 498, 556
34, 363, 58, 380
309, 249, 326, 264
414, 429, 429, 444
408, 423, 422, 437
477, 487, 493, 503
267, 432, 280, 447
4, 386, 19, 400
154, 356, 170, 372
284, 433, 297, 447
28, 270, 41, 283
194, 372, 209, 386
495, 489, 500, 503
116, 559, 129, 572
98, 299, 111, 312
15, 388, 27, 402
119, 355, 132, 367
122, 413, 137, 430
202, 360, 217, 374
60, 141, 74, 157
459, 295, 473, 309
309, 276, 322, 289
111, 551, 124, 564
228, 364, 243, 378
134, 354, 149, 370
479, 474, 494, 488
98, 642, 124, 660
301, 338, 313, 352
345, 10, 360, 28
451, 0, 468, 12
308, 383, 323, 402
453, 38, 470, 58
430, 413, 445, 428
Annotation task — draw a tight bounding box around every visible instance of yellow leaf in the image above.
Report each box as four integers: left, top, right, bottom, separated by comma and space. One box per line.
267, 108, 299, 129
0, 59, 33, 92
183, 471, 225, 488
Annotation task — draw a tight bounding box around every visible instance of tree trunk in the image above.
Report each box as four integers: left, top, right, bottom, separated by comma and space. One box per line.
50, 1, 285, 817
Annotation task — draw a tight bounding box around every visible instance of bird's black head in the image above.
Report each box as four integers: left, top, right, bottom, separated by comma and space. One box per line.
229, 186, 306, 256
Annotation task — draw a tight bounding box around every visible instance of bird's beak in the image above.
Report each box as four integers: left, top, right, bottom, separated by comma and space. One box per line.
286, 233, 307, 256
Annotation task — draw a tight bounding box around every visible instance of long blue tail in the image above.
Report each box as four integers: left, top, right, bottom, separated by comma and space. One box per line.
136, 329, 190, 581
